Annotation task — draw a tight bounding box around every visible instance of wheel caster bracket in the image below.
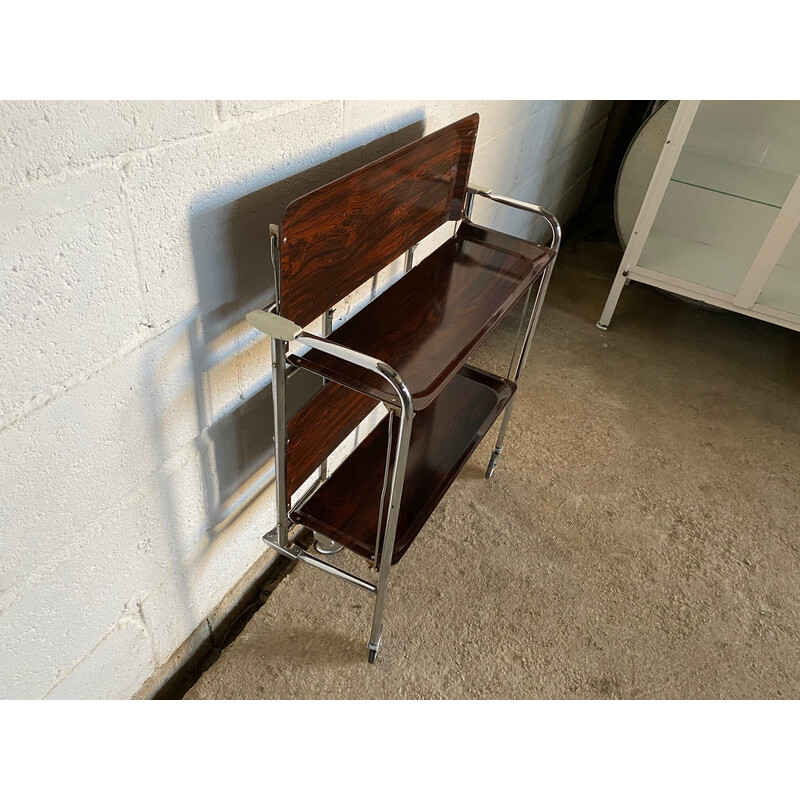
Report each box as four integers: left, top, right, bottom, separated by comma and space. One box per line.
485, 446, 502, 479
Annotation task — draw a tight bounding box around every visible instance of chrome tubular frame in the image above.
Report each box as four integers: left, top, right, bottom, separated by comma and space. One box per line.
270, 335, 290, 546
507, 283, 534, 380
486, 257, 556, 477
464, 184, 561, 479
312, 307, 344, 556
268, 226, 291, 548
367, 393, 413, 661
247, 304, 414, 663
294, 333, 415, 662
251, 184, 559, 660
464, 188, 476, 221
258, 532, 377, 594
465, 184, 562, 253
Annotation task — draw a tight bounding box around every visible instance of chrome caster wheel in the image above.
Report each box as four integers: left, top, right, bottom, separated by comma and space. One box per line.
485, 448, 501, 479
367, 629, 381, 664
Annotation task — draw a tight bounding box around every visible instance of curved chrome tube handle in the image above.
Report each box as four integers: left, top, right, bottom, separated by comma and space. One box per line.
246, 307, 415, 633
465, 183, 562, 254
245, 310, 414, 416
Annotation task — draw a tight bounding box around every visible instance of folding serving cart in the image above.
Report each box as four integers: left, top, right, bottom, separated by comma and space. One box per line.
246, 114, 560, 662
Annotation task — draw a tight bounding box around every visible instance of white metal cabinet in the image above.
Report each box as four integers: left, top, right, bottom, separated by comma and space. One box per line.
598, 101, 800, 333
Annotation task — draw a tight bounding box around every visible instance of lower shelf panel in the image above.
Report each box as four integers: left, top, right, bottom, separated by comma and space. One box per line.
290, 365, 515, 565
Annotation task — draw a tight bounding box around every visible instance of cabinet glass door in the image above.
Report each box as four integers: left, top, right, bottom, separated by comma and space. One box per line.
639, 101, 800, 298
755, 220, 800, 317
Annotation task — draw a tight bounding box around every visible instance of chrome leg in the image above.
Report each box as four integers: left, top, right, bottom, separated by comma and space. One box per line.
507, 284, 533, 381
264, 224, 293, 549
486, 258, 556, 479
367, 401, 414, 663
250, 301, 416, 663
269, 335, 291, 547
313, 308, 344, 556
464, 190, 475, 222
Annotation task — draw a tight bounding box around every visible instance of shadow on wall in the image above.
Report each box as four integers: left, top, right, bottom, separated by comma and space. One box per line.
148, 117, 426, 606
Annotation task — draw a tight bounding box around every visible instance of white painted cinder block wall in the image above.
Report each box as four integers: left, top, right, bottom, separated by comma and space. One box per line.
0, 100, 612, 698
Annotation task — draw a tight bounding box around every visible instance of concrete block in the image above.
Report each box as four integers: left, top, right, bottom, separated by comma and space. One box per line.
472, 116, 531, 195
234, 324, 274, 398
0, 318, 213, 600
476, 102, 609, 202
141, 477, 274, 665
512, 116, 608, 216
546, 100, 612, 160
342, 100, 425, 144
45, 618, 155, 699
419, 100, 483, 135
543, 121, 608, 202
417, 100, 547, 152
519, 103, 576, 178
122, 101, 344, 330
217, 100, 323, 122
1, 349, 310, 681
485, 101, 603, 197
414, 225, 456, 264
477, 101, 553, 147
0, 168, 144, 422
551, 169, 594, 222
134, 612, 214, 698
424, 100, 550, 148
0, 448, 208, 698
465, 103, 609, 243
217, 100, 284, 121
0, 101, 216, 188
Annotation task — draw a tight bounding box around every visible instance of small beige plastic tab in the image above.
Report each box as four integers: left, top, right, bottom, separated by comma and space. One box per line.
467, 182, 493, 197
246, 309, 302, 341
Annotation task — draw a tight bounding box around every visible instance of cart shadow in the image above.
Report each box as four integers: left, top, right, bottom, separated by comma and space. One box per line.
242, 624, 367, 671
181, 118, 427, 563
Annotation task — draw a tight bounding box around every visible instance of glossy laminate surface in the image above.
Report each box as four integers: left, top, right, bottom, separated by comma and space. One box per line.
290, 365, 515, 564
286, 380, 378, 497
289, 221, 553, 409
280, 115, 479, 327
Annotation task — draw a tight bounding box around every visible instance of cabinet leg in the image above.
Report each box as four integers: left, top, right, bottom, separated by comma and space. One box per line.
597, 266, 628, 330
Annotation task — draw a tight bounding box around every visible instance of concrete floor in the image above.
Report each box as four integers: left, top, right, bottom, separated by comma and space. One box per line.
186, 235, 800, 699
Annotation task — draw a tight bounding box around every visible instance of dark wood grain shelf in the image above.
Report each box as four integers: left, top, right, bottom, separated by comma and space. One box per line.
286, 381, 378, 497
289, 365, 515, 565
288, 221, 552, 410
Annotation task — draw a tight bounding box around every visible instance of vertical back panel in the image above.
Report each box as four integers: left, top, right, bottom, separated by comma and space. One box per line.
279, 114, 479, 326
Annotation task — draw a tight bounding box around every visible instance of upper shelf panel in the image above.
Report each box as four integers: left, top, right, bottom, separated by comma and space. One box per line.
288, 221, 554, 410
